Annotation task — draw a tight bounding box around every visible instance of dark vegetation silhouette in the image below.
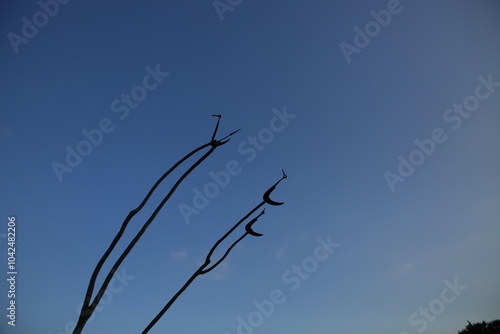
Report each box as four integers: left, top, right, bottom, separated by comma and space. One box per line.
72, 116, 287, 334
458, 319, 500, 334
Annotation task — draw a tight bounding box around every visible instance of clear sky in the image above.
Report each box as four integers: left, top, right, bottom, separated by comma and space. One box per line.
1, 1, 499, 333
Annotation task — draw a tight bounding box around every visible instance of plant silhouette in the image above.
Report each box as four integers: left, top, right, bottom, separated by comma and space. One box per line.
458, 319, 500, 334
73, 116, 287, 334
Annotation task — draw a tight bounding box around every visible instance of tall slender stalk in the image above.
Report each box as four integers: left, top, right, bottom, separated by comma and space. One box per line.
73, 117, 239, 334
142, 171, 287, 333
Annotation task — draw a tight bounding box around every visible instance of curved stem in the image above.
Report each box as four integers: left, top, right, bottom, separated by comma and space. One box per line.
74, 130, 240, 334
202, 210, 266, 274
142, 205, 261, 334
201, 232, 248, 274
80, 142, 211, 310
203, 202, 265, 267
142, 267, 202, 334
94, 147, 215, 306
73, 113, 239, 334
74, 145, 218, 333
142, 173, 286, 333
142, 230, 248, 333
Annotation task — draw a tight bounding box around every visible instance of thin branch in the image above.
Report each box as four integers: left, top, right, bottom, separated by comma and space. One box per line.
200, 233, 247, 274
141, 173, 287, 333
201, 209, 266, 274
80, 142, 211, 310
88, 147, 216, 307
142, 209, 261, 334
73, 117, 238, 334
210, 114, 221, 142
218, 128, 241, 142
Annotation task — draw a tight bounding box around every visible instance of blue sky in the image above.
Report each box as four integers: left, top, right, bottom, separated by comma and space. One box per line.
1, 0, 500, 333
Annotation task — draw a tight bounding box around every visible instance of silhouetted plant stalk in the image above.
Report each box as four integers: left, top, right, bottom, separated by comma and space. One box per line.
142, 170, 287, 334
73, 116, 239, 334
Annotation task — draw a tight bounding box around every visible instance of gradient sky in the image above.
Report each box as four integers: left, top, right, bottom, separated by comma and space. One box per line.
1, 1, 500, 333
